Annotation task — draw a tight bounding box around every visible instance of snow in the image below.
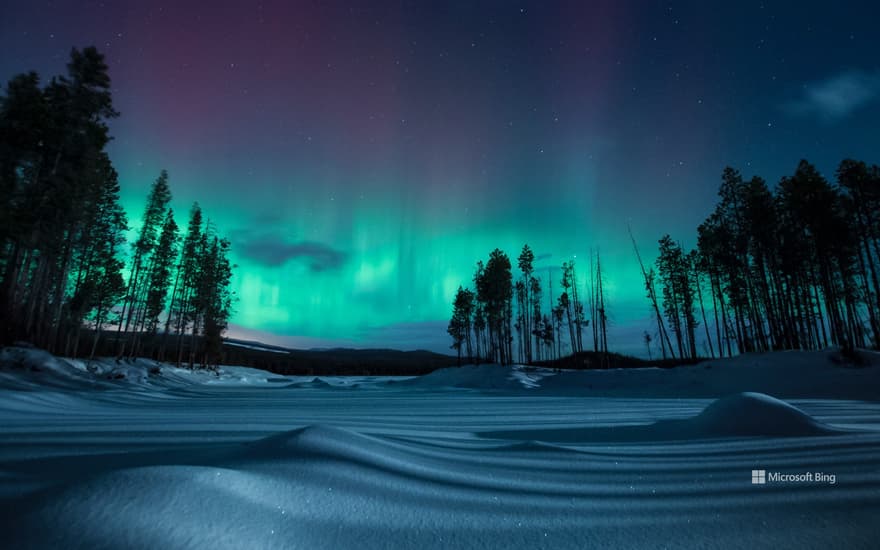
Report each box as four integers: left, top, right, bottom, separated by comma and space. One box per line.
223, 340, 290, 353
535, 349, 880, 400
393, 363, 549, 391
482, 392, 846, 444
2, 346, 879, 548
687, 391, 839, 436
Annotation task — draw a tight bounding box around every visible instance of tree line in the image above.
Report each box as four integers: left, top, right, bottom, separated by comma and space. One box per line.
646, 160, 880, 361
448, 245, 609, 365
451, 158, 880, 366
0, 46, 234, 367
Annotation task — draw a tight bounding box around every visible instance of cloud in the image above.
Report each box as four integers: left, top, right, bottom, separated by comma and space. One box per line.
232, 232, 347, 272
786, 70, 880, 121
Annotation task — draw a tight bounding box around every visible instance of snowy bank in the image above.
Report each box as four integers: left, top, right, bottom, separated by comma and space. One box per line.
3, 345, 878, 402
391, 349, 880, 400
0, 345, 285, 392
536, 349, 880, 400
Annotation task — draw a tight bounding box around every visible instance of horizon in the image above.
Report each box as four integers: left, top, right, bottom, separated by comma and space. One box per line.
2, 1, 879, 356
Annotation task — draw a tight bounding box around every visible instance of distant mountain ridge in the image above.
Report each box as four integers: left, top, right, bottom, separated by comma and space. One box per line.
222, 338, 458, 376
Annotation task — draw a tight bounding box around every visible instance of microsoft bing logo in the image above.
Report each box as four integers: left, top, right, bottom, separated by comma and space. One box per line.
749, 469, 836, 485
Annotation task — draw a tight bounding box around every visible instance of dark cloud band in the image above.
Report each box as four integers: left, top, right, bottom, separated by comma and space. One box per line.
235, 233, 347, 272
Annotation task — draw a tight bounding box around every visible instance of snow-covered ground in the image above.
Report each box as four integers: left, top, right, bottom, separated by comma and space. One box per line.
1, 346, 879, 549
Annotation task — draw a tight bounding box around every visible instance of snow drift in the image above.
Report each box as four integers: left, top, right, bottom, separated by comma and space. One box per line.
687, 391, 838, 436
392, 363, 545, 391
413, 349, 880, 400
481, 392, 847, 444
2, 347, 880, 549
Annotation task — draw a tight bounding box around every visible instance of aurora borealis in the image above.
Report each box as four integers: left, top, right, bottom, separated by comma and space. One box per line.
2, 2, 879, 354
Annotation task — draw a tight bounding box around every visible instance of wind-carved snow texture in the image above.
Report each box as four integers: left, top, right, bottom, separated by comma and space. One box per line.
1, 346, 879, 549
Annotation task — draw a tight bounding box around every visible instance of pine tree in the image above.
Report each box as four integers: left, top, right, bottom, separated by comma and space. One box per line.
541, 315, 556, 359
628, 226, 675, 360
542, 313, 554, 360
688, 161, 877, 355
594, 253, 607, 355
448, 286, 475, 366
198, 233, 234, 367
117, 169, 171, 355
514, 280, 526, 363
517, 245, 535, 363
837, 159, 880, 347
166, 203, 202, 366
559, 262, 576, 354
778, 161, 855, 348
0, 72, 47, 258
476, 249, 513, 365
530, 275, 543, 362
691, 249, 715, 358
657, 235, 685, 359
65, 153, 127, 356
0, 47, 121, 352
0, 47, 238, 364
570, 261, 585, 353
144, 209, 179, 336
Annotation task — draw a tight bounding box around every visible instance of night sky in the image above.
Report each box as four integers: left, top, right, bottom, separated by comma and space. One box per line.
2, 1, 879, 355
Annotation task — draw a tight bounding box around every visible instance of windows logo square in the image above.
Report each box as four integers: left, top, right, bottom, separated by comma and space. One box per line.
751, 470, 766, 484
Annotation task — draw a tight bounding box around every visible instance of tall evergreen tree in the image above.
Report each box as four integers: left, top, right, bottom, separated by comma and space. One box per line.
629, 226, 675, 360
117, 169, 171, 354
476, 249, 513, 365
166, 203, 203, 366
0, 47, 236, 364
144, 209, 179, 335
517, 244, 535, 363
657, 235, 699, 359
197, 233, 234, 367
0, 47, 124, 352
530, 275, 543, 362
837, 159, 880, 347
559, 262, 576, 354
448, 286, 475, 365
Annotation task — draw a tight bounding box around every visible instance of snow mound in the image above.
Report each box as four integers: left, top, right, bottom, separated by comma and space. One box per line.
251, 424, 367, 451
481, 392, 845, 444
294, 377, 337, 389
395, 364, 534, 391
0, 346, 103, 390
686, 392, 836, 437
244, 424, 400, 464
